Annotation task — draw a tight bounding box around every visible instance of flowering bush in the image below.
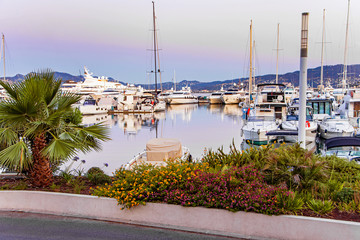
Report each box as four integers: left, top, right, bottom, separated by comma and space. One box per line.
164, 165, 286, 215
92, 160, 208, 209
92, 160, 286, 215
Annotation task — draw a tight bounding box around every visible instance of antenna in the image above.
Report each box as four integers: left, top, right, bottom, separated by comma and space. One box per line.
2, 33, 5, 81
342, 0, 350, 91
152, 1, 158, 97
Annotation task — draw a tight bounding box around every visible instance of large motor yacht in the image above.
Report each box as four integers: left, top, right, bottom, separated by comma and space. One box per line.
167, 86, 198, 105
62, 67, 126, 95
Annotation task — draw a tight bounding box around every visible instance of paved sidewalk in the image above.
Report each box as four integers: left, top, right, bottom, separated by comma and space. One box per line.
0, 211, 243, 240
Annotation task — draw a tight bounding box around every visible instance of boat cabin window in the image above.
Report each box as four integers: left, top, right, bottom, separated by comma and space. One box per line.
83, 99, 96, 105
307, 101, 331, 115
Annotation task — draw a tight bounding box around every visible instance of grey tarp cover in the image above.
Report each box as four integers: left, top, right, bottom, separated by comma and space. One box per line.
146, 138, 182, 161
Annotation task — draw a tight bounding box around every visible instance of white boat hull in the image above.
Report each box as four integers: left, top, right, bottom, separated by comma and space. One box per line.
242, 121, 279, 145
169, 98, 198, 105
78, 105, 110, 115
209, 96, 223, 104
221, 95, 241, 104
281, 121, 318, 143
242, 129, 276, 144
319, 118, 355, 139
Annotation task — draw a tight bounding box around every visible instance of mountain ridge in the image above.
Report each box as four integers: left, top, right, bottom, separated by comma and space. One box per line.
5, 64, 360, 91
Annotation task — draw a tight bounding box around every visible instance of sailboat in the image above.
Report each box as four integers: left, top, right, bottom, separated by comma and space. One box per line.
318, 1, 354, 139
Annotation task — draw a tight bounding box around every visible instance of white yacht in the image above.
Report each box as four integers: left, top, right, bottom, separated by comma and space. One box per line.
75, 96, 113, 115
221, 88, 243, 104
318, 116, 354, 139
62, 66, 125, 94
209, 86, 225, 104
280, 106, 318, 143
242, 108, 279, 145
168, 86, 198, 105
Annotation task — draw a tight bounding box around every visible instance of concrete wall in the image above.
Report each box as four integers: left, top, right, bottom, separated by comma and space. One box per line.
1, 191, 360, 240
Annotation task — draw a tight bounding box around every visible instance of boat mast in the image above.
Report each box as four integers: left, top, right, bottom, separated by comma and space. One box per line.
275, 23, 280, 84
342, 0, 350, 91
253, 40, 256, 88
320, 9, 325, 94
173, 69, 176, 91
249, 20, 253, 104
152, 1, 158, 97
2, 33, 5, 82
156, 26, 162, 92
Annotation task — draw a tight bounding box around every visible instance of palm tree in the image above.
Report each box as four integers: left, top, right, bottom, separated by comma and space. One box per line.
0, 70, 110, 187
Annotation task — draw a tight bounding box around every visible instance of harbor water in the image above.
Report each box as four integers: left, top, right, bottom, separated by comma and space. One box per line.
72, 104, 245, 175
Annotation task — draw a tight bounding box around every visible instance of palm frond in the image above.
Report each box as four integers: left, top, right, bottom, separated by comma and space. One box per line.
42, 138, 79, 162
0, 127, 18, 146
0, 140, 32, 171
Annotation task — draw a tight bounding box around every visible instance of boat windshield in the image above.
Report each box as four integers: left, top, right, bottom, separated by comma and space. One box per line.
307, 101, 332, 115
248, 116, 275, 122
83, 99, 96, 105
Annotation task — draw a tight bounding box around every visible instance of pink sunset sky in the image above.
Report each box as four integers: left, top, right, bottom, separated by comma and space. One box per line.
1, 0, 359, 84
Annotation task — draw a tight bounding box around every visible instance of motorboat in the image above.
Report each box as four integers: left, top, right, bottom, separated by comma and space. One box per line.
221, 88, 243, 105
280, 106, 318, 143
75, 95, 113, 115
252, 83, 287, 121
125, 138, 191, 170
306, 97, 335, 121
209, 86, 226, 104
322, 137, 360, 163
168, 86, 198, 105
318, 116, 354, 139
242, 108, 280, 145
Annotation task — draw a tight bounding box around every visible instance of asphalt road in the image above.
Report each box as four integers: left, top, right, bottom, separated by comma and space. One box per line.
0, 211, 242, 240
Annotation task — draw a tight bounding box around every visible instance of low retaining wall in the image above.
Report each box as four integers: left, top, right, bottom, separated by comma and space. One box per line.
0, 191, 359, 240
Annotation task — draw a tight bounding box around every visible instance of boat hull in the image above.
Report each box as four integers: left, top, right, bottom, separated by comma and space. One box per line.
169, 98, 198, 105
242, 129, 276, 145
209, 96, 223, 104
221, 95, 241, 104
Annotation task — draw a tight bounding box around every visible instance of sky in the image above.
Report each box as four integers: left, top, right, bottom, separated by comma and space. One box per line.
0, 0, 359, 84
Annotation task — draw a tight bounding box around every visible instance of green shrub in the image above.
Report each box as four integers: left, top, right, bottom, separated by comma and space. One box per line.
0, 184, 10, 190
334, 187, 354, 203
13, 181, 28, 190
88, 172, 112, 185
277, 191, 304, 214
87, 167, 104, 176
72, 178, 86, 194
337, 201, 359, 213
307, 199, 334, 215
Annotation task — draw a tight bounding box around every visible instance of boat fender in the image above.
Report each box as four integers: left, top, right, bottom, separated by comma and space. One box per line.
257, 129, 260, 135
306, 121, 310, 128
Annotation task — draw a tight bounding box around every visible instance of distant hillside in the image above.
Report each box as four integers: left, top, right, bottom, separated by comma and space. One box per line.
5, 64, 360, 91
7, 72, 84, 82
139, 64, 360, 91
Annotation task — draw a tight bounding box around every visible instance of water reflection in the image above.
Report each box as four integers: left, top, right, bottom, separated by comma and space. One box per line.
68, 104, 245, 175
167, 104, 198, 122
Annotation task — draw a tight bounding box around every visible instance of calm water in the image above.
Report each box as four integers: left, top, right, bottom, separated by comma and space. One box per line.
70, 104, 245, 175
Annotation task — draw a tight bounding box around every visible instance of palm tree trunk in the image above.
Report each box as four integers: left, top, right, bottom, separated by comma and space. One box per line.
30, 134, 53, 187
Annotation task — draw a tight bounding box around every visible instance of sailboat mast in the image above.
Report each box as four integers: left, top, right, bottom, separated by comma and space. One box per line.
156, 27, 162, 91
320, 9, 325, 93
253, 40, 256, 88
173, 69, 176, 91
152, 1, 158, 96
2, 34, 5, 82
275, 23, 279, 84
249, 20, 253, 103
342, 0, 350, 90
